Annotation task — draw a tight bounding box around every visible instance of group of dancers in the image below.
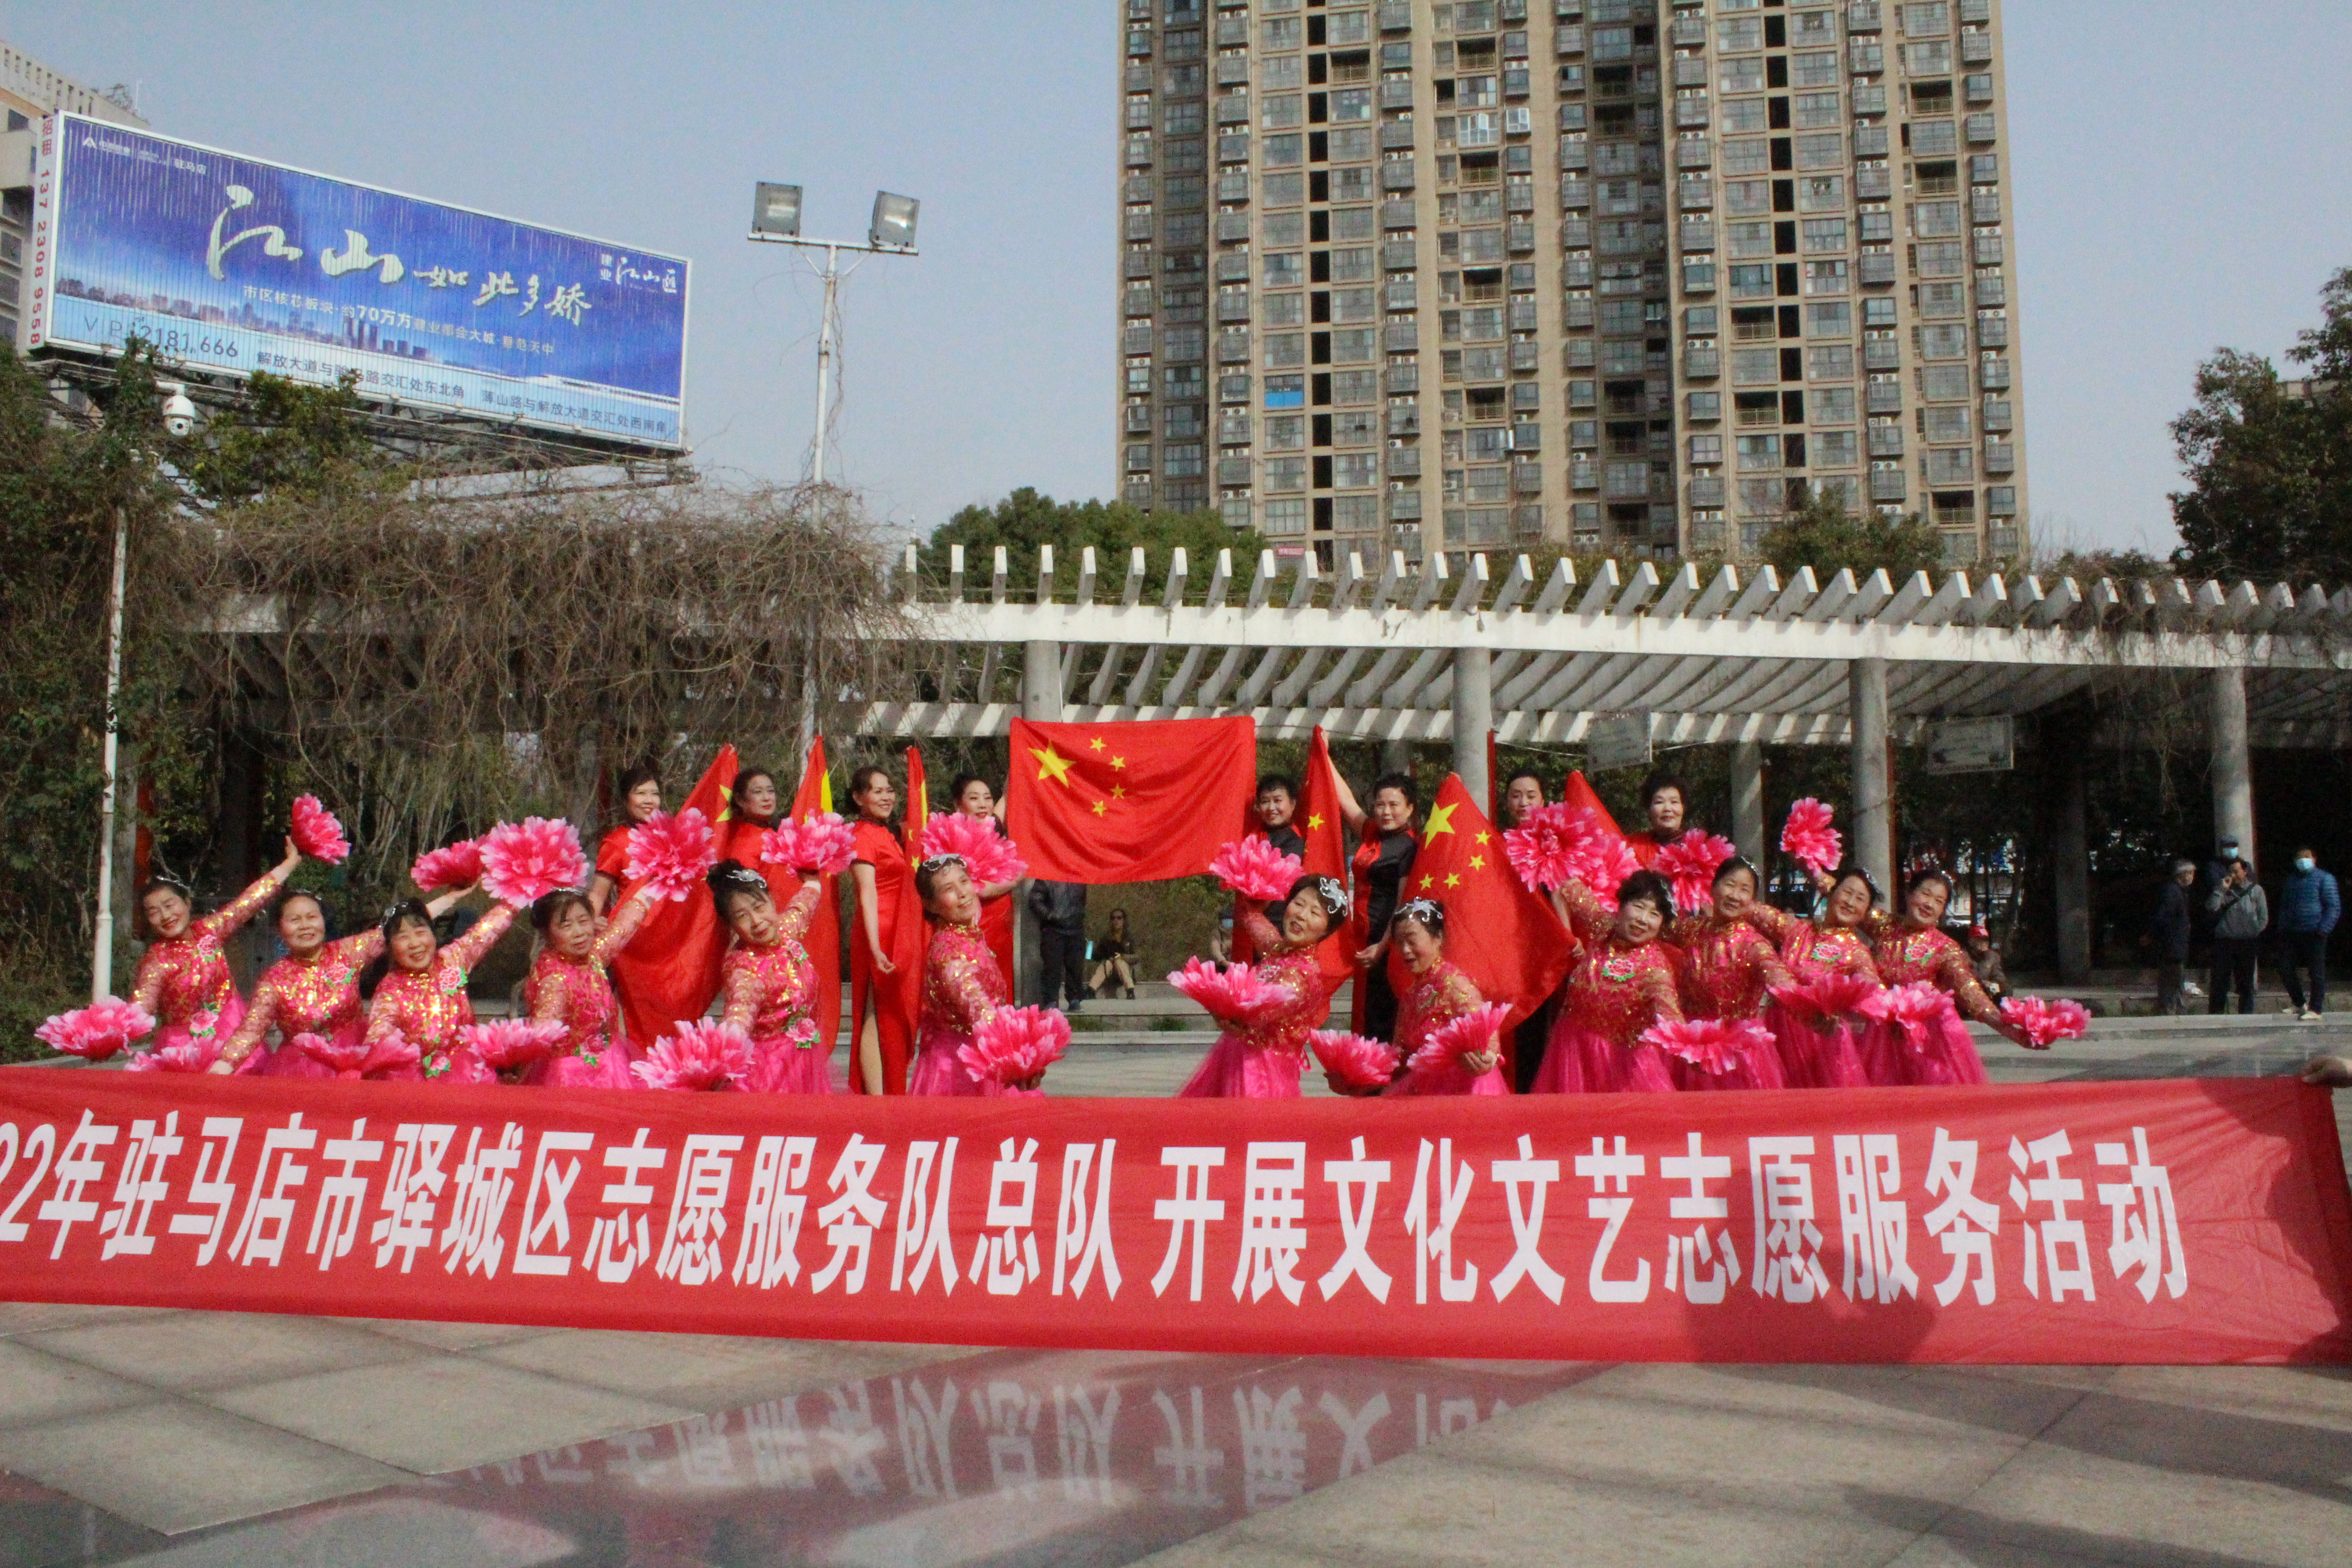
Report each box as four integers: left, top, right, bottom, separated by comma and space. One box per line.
83, 755, 2048, 1099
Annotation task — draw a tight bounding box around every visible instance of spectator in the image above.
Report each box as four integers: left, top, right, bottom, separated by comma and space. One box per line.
1965, 925, 2009, 1001
2276, 846, 2340, 1021
2205, 858, 2268, 1016
1209, 910, 1235, 969
1254, 774, 1305, 859
1501, 769, 1547, 828
1028, 879, 1089, 1012
1088, 907, 1138, 1000
2147, 860, 2195, 1015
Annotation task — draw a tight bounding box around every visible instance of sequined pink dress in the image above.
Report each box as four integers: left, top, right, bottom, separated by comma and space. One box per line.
218, 931, 383, 1079
1532, 881, 1683, 1094
718, 882, 835, 1095
522, 892, 654, 1089
129, 865, 289, 1059
1745, 905, 1877, 1088
1176, 910, 1331, 1098
1864, 919, 1995, 1086
364, 905, 518, 1081
1666, 912, 1790, 1091
1388, 959, 1509, 1097
908, 919, 1013, 1097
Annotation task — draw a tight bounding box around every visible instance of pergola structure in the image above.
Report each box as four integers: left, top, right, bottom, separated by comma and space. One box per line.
859, 545, 2352, 980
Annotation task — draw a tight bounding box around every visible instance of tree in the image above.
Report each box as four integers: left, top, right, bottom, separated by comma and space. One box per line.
177, 368, 385, 505
1756, 484, 1943, 581
2170, 266, 2352, 584
921, 488, 1261, 601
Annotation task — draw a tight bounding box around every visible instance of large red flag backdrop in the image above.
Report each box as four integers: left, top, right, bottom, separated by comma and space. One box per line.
1006, 717, 1258, 883
610, 745, 739, 1050
1235, 726, 1352, 974
1403, 773, 1576, 1040
788, 739, 842, 1056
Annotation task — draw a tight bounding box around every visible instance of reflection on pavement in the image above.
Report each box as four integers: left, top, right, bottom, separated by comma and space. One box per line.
20, 1348, 1597, 1568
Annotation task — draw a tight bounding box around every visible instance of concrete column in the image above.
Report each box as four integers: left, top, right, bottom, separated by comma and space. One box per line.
1380, 735, 1415, 779
2209, 666, 2255, 868
1016, 640, 1063, 1004
1848, 658, 1893, 895
1730, 740, 1765, 865
1450, 647, 1492, 807
2053, 744, 2091, 983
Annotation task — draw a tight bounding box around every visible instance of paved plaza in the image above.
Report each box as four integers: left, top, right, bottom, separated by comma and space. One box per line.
6, 1011, 2352, 1567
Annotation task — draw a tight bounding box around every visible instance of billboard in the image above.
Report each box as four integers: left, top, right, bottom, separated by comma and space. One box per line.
25, 113, 689, 451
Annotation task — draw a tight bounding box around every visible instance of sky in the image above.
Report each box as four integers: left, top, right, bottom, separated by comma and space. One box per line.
6, 1, 2349, 556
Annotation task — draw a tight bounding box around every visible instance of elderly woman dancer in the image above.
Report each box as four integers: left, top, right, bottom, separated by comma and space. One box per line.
1665, 857, 1791, 1090
906, 854, 1020, 1096
131, 838, 305, 1057
1381, 898, 1508, 1096
360, 896, 520, 1078
521, 880, 664, 1088
1742, 866, 1884, 1088
708, 860, 833, 1093
1178, 876, 1350, 1098
214, 883, 463, 1077
1862, 868, 2039, 1084
1533, 869, 1686, 1093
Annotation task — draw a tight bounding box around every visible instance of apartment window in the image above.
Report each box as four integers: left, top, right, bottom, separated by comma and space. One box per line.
1687, 391, 1723, 421
1801, 218, 1848, 253
1264, 55, 1304, 89
1799, 176, 1845, 213
1795, 132, 1844, 170
1266, 456, 1308, 491
1127, 361, 1153, 393
1331, 327, 1376, 362
1914, 199, 1962, 237
1920, 322, 1968, 359
1736, 434, 1781, 470
1263, 17, 1303, 49
1718, 16, 1763, 51
1807, 301, 1852, 338
1920, 364, 1969, 400
1264, 292, 1306, 327
1266, 413, 1306, 448
1264, 497, 1309, 534
1166, 103, 1207, 135
1793, 92, 1841, 130
1689, 433, 1725, 464
1814, 386, 1858, 423
1808, 344, 1856, 380
1333, 87, 1374, 121
1333, 243, 1377, 279
1903, 40, 1954, 75
1328, 8, 1373, 45
1806, 260, 1850, 295
1916, 240, 1965, 276
1162, 325, 1206, 359
1332, 167, 1377, 204
1264, 253, 1304, 287
1163, 443, 1205, 476
1335, 493, 1381, 529
1721, 98, 1769, 134
1720, 57, 1765, 93
1859, 210, 1896, 243
1263, 93, 1304, 129
1265, 373, 1308, 408
1815, 429, 1859, 467
1334, 451, 1379, 487
1333, 369, 1379, 403
1265, 133, 1305, 166
1331, 126, 1375, 160
1902, 2, 1951, 31
1725, 180, 1770, 217
1919, 280, 1966, 318
1733, 347, 1781, 384
1722, 138, 1771, 176
1127, 443, 1154, 473
1165, 365, 1207, 397
1264, 172, 1305, 206
1467, 465, 1511, 502
1791, 51, 1839, 89
1333, 286, 1378, 322
1728, 221, 1774, 260
1728, 264, 1774, 299
1924, 404, 1972, 443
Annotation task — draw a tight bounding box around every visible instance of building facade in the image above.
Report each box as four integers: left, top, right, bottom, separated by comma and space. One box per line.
1116, 0, 2025, 565
1, 38, 147, 351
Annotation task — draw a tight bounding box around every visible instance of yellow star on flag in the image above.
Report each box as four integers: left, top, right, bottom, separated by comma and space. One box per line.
1445, 872, 1461, 888
1307, 813, 1326, 830
1470, 854, 1486, 871
1424, 802, 1458, 839
1419, 872, 1437, 889
1092, 799, 1107, 816
1112, 785, 1127, 799
1031, 745, 1075, 785
1111, 756, 1127, 770
1475, 830, 1491, 845
1088, 736, 1106, 752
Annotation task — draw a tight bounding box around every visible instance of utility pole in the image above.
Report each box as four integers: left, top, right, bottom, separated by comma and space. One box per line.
90, 508, 129, 1001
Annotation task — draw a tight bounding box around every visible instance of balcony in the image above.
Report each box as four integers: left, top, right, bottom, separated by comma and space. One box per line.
1847, 0, 1882, 29
1966, 73, 1996, 105
1866, 380, 1903, 414
1853, 124, 1891, 159
1672, 57, 1707, 88
1976, 315, 2008, 348
1966, 112, 1998, 143
1676, 97, 1710, 130
1912, 120, 1959, 157
1564, 299, 1596, 330
1860, 252, 1897, 286
1379, 1, 1413, 30
1511, 420, 1542, 451
1388, 405, 1420, 436
1122, 324, 1154, 354
1216, 95, 1249, 126
1505, 182, 1536, 213
1379, 79, 1415, 110
1960, 30, 1994, 66
1125, 405, 1154, 436
1984, 441, 2015, 474
1670, 16, 1705, 46
1385, 279, 1418, 310
1870, 469, 1908, 503
1678, 176, 1714, 211
1856, 167, 1892, 200
1215, 14, 1247, 44
1123, 252, 1152, 279
1382, 240, 1418, 269
1560, 175, 1593, 209
1684, 348, 1721, 379
1849, 41, 1885, 74
1383, 321, 1420, 352
1689, 474, 1727, 508
1571, 460, 1600, 491
1216, 457, 1253, 485
1981, 397, 2013, 431
1380, 122, 1416, 152
1382, 160, 1416, 192
1387, 446, 1423, 478
1557, 24, 1585, 55
1558, 137, 1590, 171
1218, 332, 1250, 363
1683, 259, 1717, 293
1215, 213, 1250, 242
1383, 200, 1418, 230
1387, 362, 1421, 393
1514, 461, 1544, 495
1970, 191, 2003, 225
1216, 56, 1249, 87
1864, 338, 1902, 372
1387, 488, 1424, 521
1218, 132, 1250, 162
1679, 218, 1716, 252
1217, 294, 1250, 323
1960, 0, 1991, 18
1924, 449, 1976, 485
1509, 300, 1539, 332
1216, 253, 1251, 282
1973, 232, 2004, 265
1676, 138, 1714, 170
1510, 340, 1542, 372
1867, 426, 1905, 458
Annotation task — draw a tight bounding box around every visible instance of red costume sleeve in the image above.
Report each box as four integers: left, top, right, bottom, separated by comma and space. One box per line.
445, 903, 517, 978
200, 863, 292, 941
719, 960, 761, 1034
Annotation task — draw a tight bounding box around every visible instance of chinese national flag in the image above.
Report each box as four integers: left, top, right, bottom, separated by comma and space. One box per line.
892, 743, 930, 997
1234, 726, 1351, 979
1006, 716, 1257, 883
610, 745, 740, 1050
1562, 769, 1623, 834
1401, 773, 1574, 1043
789, 738, 842, 1055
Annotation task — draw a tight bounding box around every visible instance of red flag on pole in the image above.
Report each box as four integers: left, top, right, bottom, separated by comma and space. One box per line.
789, 738, 841, 1058
1005, 716, 1257, 883
1234, 726, 1352, 974
1561, 769, 1623, 835
610, 745, 740, 1050
1399, 773, 1574, 1039
890, 743, 929, 1015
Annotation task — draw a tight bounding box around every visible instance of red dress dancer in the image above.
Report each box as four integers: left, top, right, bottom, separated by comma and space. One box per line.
523, 891, 657, 1089
849, 819, 918, 1094
364, 906, 518, 1077
1533, 880, 1684, 1093
972, 821, 1019, 994
129, 862, 292, 1058
1177, 908, 1331, 1098
908, 916, 1012, 1096
218, 929, 382, 1080
1865, 918, 1998, 1086
1744, 904, 1877, 1088
1388, 958, 1509, 1097
1668, 913, 1792, 1091
717, 881, 835, 1094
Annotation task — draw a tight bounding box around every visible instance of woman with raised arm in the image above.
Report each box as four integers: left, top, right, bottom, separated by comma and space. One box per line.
946, 772, 1019, 990
521, 880, 664, 1088
1533, 868, 1686, 1093
214, 884, 463, 1076
1499, 768, 1560, 1091
1378, 899, 1508, 1097
709, 860, 833, 1093
846, 764, 917, 1094
360, 895, 521, 1078
1741, 865, 1882, 1088
1179, 875, 1351, 1098
1664, 857, 1791, 1090
1862, 868, 2039, 1084
906, 854, 1024, 1096
130, 838, 305, 1057
588, 766, 664, 916
1332, 770, 1420, 1041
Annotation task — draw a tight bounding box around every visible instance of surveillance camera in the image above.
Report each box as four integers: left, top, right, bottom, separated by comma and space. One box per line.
160, 387, 196, 438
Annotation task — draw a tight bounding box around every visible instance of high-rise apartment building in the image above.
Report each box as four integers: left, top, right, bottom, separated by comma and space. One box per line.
2, 38, 148, 351
1116, 0, 2025, 565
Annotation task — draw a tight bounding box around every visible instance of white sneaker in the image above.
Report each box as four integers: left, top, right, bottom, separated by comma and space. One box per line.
2303, 1009, 2324, 1022
2280, 1004, 2303, 1015
2182, 982, 2205, 997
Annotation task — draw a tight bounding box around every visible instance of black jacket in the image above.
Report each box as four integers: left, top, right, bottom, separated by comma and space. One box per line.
2149, 881, 2191, 960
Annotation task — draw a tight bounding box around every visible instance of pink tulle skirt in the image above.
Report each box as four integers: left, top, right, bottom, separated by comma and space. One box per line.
255, 1019, 342, 1079
525, 1041, 641, 1090
1671, 1018, 1790, 1092
157, 993, 245, 1061
1531, 1020, 1679, 1094
1176, 1031, 1303, 1098
1859, 1009, 1990, 1087
906, 1030, 997, 1097
1391, 1057, 1511, 1096
1764, 1002, 1871, 1088
743, 1037, 840, 1095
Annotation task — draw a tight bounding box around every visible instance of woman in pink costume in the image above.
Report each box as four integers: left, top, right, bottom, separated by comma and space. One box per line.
1533, 869, 1686, 1093
1742, 866, 1883, 1088
520, 881, 662, 1088
906, 855, 1017, 1096
130, 838, 304, 1058
1382, 898, 1508, 1097
1665, 856, 1791, 1091
214, 884, 464, 1077
361, 896, 520, 1078
1861, 869, 2039, 1084
1177, 875, 1350, 1099
710, 860, 834, 1094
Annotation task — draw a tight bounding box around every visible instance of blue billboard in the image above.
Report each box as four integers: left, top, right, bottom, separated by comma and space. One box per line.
25, 113, 689, 451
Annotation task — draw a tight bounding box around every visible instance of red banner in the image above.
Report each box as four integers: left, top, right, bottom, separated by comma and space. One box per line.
1005, 716, 1258, 883
2, 1072, 2347, 1364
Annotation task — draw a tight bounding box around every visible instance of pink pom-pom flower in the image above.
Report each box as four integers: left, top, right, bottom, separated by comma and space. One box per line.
34, 998, 157, 1062
360, 1032, 421, 1079
1168, 957, 1286, 1025
411, 838, 484, 894
2000, 995, 2091, 1048
427, 1048, 497, 1085
1770, 972, 1881, 1028
1309, 1030, 1399, 1092
959, 1004, 1070, 1093
625, 808, 718, 902
1209, 836, 1305, 903
479, 817, 588, 907
1406, 1002, 1513, 1076
289, 794, 351, 866
1641, 1016, 1776, 1074
455, 1019, 568, 1073
918, 812, 1028, 887
125, 1037, 221, 1073
632, 1021, 754, 1091
1654, 830, 1739, 914
1781, 797, 1842, 877
761, 812, 857, 876
293, 1030, 370, 1076
1504, 804, 1638, 902
1863, 981, 1957, 1052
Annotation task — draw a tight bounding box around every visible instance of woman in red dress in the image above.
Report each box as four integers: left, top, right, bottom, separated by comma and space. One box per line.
361, 897, 520, 1078
907, 856, 1020, 1096
710, 861, 835, 1094
846, 765, 917, 1094
1382, 899, 1508, 1097
1742, 867, 1883, 1088
588, 765, 663, 916
1532, 869, 1686, 1093
1333, 771, 1419, 1041
1626, 771, 1696, 869
130, 838, 305, 1058
1178, 876, 1349, 1098
719, 765, 803, 906
1862, 869, 2038, 1084
215, 884, 464, 1077
1664, 857, 1791, 1090
520, 881, 662, 1088
945, 773, 1019, 992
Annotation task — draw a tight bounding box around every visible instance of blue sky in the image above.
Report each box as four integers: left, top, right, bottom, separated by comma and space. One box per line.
8, 1, 2349, 555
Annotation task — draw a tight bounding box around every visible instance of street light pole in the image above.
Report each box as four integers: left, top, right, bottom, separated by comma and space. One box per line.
745, 230, 918, 488
90, 507, 129, 1002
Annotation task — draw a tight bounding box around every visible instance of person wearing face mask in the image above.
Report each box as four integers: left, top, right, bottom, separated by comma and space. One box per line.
1177, 876, 1351, 1098
359, 893, 523, 1078
130, 838, 307, 1059
908, 855, 1026, 1096
1333, 770, 1420, 1041
214, 883, 466, 1076
1532, 867, 1686, 1093
520, 880, 665, 1088
2205, 857, 2269, 1016
1662, 856, 1791, 1090
1740, 864, 1883, 1088
1862, 869, 2040, 1083
590, 766, 664, 917
2276, 847, 2339, 1021
710, 860, 833, 1093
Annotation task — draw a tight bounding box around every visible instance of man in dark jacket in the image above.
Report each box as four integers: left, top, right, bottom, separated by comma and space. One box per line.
2148, 860, 2195, 1014
1029, 880, 1089, 1013
2277, 847, 2341, 1020
2206, 858, 2269, 1015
